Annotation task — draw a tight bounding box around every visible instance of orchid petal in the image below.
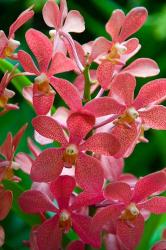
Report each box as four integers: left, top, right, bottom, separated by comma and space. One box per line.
63, 10, 85, 33
19, 190, 57, 214
32, 115, 68, 146
31, 148, 64, 182
42, 0, 60, 29
18, 50, 39, 75
26, 29, 53, 72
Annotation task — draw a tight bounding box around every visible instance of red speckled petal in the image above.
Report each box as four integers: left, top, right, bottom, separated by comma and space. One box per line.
19, 190, 57, 214
118, 7, 148, 42
117, 214, 144, 250
106, 9, 125, 41
50, 175, 75, 209
18, 50, 39, 75
132, 171, 166, 203
139, 105, 166, 130
32, 115, 67, 146
97, 61, 115, 90
0, 189, 12, 220
104, 182, 132, 205
109, 72, 136, 106
67, 112, 95, 143
134, 79, 166, 109
9, 7, 34, 38
138, 197, 166, 214
31, 148, 64, 182
37, 217, 61, 250
80, 132, 120, 156
75, 153, 104, 192
26, 29, 52, 72
50, 77, 82, 111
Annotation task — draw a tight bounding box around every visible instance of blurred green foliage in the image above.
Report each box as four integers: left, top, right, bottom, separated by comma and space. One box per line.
0, 0, 166, 249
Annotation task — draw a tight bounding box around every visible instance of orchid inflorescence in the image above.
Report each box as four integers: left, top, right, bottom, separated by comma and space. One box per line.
0, 1, 166, 249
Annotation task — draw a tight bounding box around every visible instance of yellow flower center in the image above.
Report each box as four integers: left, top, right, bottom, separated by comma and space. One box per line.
114, 107, 139, 126
0, 95, 8, 108
63, 144, 78, 166
59, 210, 72, 233
106, 43, 127, 64
3, 39, 20, 58
120, 203, 140, 221
35, 73, 53, 95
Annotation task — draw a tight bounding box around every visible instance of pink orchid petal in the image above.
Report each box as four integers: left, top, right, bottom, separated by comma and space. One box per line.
71, 191, 104, 210
60, 0, 68, 24
0, 189, 12, 220
32, 115, 67, 146
132, 171, 166, 203
26, 29, 53, 72
13, 123, 27, 151
90, 37, 112, 62
63, 10, 85, 33
0, 31, 8, 56
112, 123, 139, 158
34, 130, 53, 145
139, 105, 166, 130
123, 38, 139, 54
42, 0, 60, 29
119, 174, 137, 187
28, 135, 41, 155
0, 133, 13, 160
50, 77, 82, 111
67, 112, 95, 144
123, 58, 160, 77
134, 79, 166, 109
104, 182, 132, 205
80, 132, 120, 156
85, 97, 124, 117
76, 153, 103, 192
100, 155, 124, 181
117, 214, 144, 250
48, 52, 75, 76
9, 7, 34, 38
0, 226, 5, 247
91, 205, 122, 244
97, 61, 115, 89
50, 175, 75, 209
33, 85, 55, 115
30, 148, 64, 182
67, 240, 85, 250
37, 217, 61, 250
118, 7, 148, 42
18, 50, 39, 75
72, 213, 99, 248
15, 152, 32, 174
152, 240, 166, 250
22, 85, 33, 103
104, 233, 122, 250
19, 190, 57, 214
138, 197, 166, 214
109, 72, 136, 106
106, 9, 125, 41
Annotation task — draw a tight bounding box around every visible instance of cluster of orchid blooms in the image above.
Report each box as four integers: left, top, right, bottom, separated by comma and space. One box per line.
1, 0, 166, 249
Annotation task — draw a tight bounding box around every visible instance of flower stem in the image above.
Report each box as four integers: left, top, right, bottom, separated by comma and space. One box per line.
83, 65, 92, 102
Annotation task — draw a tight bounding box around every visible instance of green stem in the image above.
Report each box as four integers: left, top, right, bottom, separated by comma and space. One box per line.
83, 65, 92, 102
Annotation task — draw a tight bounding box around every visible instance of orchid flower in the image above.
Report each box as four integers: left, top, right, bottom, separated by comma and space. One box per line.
31, 112, 120, 191
92, 170, 166, 250
18, 28, 75, 115
0, 7, 34, 59
0, 124, 27, 182
19, 175, 103, 250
